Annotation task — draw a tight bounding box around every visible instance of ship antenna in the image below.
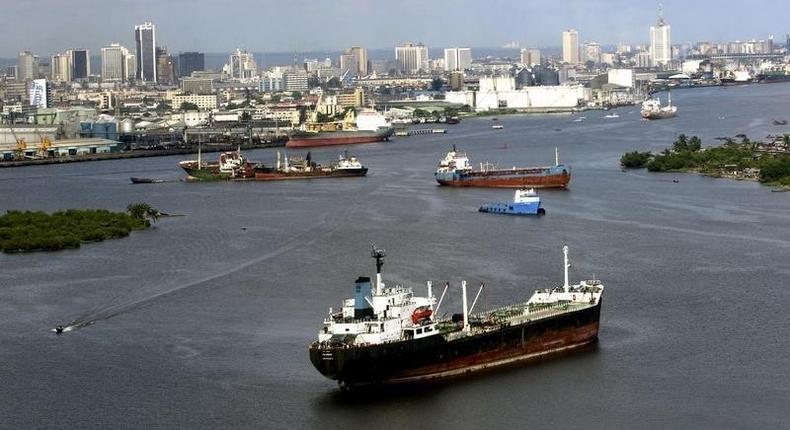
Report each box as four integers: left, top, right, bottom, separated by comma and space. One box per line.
371, 245, 386, 295
563, 245, 570, 292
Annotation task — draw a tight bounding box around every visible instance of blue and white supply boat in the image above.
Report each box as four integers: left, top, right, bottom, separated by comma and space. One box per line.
479, 188, 545, 215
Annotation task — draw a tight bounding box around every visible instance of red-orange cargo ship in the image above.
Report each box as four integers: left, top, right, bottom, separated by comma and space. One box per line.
434, 146, 571, 188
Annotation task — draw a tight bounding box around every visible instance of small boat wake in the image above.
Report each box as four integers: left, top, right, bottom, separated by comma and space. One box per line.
51, 197, 366, 335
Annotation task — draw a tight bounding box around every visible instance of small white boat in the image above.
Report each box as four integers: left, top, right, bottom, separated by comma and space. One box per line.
604, 113, 620, 119
492, 124, 504, 129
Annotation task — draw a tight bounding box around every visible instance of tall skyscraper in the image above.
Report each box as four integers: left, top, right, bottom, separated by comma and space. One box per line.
178, 52, 205, 77
229, 48, 257, 79
444, 47, 472, 71
135, 21, 157, 82
70, 49, 90, 80
17, 51, 38, 81
562, 30, 580, 64
519, 48, 541, 67
650, 6, 671, 67
395, 43, 429, 74
101, 43, 129, 81
50, 52, 71, 82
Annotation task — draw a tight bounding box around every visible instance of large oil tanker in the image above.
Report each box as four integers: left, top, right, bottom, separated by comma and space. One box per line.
286, 109, 394, 148
434, 146, 571, 188
309, 245, 604, 389
179, 148, 367, 181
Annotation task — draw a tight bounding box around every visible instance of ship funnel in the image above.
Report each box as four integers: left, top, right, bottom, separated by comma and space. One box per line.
354, 277, 374, 319
371, 245, 386, 295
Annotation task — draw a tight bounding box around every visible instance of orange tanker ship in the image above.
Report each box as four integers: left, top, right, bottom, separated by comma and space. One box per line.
434, 146, 571, 188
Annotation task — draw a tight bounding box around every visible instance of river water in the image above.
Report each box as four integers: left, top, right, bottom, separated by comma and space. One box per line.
1, 83, 789, 429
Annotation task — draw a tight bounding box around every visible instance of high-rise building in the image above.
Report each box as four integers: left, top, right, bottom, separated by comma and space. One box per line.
347, 46, 368, 76
125, 54, 136, 81
135, 21, 157, 82
70, 49, 90, 80
650, 6, 671, 67
101, 43, 129, 81
229, 48, 258, 80
443, 47, 472, 71
156, 47, 177, 84
284, 69, 309, 92
28, 79, 51, 109
17, 51, 38, 81
50, 52, 71, 83
340, 53, 358, 77
395, 43, 429, 74
584, 42, 601, 64
519, 48, 541, 67
562, 30, 580, 64
448, 71, 465, 90
178, 52, 204, 77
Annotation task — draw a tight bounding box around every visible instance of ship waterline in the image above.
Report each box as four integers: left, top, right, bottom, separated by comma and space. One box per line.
309, 246, 603, 388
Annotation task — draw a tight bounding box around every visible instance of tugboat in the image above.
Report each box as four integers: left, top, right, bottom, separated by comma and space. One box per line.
309, 245, 604, 389
435, 146, 571, 188
479, 188, 545, 215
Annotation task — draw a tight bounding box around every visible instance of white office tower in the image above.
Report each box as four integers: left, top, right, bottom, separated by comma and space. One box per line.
650, 5, 672, 67
444, 47, 472, 71
101, 43, 129, 81
395, 43, 429, 75
562, 30, 580, 64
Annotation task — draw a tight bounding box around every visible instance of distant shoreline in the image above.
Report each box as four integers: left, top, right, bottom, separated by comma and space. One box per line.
0, 142, 285, 169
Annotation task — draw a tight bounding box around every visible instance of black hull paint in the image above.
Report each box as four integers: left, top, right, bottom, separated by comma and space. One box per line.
310, 300, 601, 387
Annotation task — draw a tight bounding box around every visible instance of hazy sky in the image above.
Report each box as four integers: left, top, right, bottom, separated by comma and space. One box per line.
3, 0, 787, 57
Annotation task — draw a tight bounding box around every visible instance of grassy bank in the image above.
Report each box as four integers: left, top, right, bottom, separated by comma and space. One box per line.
0, 203, 159, 253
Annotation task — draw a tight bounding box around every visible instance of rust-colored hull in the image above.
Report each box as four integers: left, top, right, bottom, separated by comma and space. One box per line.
286, 129, 393, 148
436, 171, 571, 188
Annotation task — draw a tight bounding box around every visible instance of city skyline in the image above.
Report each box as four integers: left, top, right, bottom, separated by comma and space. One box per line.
2, 0, 787, 58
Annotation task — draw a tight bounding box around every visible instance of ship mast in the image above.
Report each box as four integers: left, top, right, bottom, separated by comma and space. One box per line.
461, 280, 470, 333
371, 245, 386, 295
555, 147, 560, 166
563, 245, 570, 292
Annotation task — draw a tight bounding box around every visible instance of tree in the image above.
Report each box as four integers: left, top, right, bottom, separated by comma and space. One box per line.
291, 91, 302, 100
673, 134, 689, 152
688, 136, 702, 152
180, 102, 199, 111
126, 202, 160, 224
430, 77, 444, 92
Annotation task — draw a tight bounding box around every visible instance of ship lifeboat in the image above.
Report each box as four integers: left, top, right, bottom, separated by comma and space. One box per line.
411, 306, 433, 325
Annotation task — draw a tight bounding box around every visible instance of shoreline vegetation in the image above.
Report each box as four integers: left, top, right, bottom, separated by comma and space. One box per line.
0, 203, 160, 253
621, 134, 790, 186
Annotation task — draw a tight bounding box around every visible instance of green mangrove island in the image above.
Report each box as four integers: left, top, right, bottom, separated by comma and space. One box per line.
621, 134, 790, 186
0, 203, 160, 253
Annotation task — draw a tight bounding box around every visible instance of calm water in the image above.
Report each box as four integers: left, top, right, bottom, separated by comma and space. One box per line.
1, 84, 790, 429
